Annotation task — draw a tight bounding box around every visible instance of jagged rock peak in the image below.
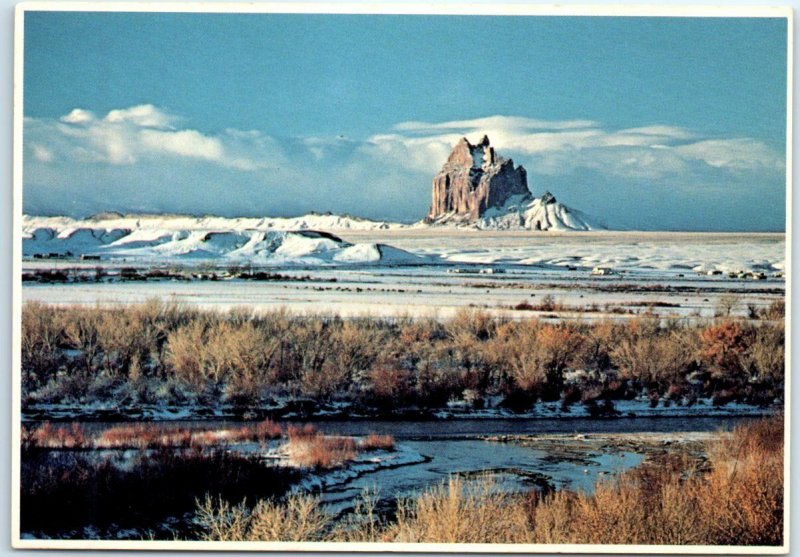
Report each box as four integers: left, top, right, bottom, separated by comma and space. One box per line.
428, 136, 530, 221
540, 191, 557, 205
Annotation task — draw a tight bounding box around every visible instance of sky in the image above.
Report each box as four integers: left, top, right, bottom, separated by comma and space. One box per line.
22, 11, 788, 230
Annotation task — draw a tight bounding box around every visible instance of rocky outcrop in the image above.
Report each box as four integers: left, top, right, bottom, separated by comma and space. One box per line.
424, 137, 605, 231
427, 135, 529, 222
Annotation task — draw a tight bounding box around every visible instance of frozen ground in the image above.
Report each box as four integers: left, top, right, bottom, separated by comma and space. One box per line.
22, 229, 784, 318
335, 230, 784, 274
23, 216, 784, 274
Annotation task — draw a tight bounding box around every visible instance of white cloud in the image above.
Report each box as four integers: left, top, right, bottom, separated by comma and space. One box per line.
33, 106, 782, 181
30, 144, 53, 163
358, 133, 459, 173
362, 114, 783, 178
394, 115, 599, 134
674, 138, 784, 171
139, 129, 224, 161
104, 104, 175, 128
26, 105, 282, 170
23, 106, 785, 228
60, 108, 95, 125
619, 125, 694, 139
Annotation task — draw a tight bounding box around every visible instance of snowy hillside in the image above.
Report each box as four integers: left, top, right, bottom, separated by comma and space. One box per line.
22, 198, 609, 266
480, 193, 605, 231
21, 216, 423, 265
23, 212, 407, 235
429, 193, 605, 231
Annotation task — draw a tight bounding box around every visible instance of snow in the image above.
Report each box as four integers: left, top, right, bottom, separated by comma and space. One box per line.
427, 194, 605, 231
22, 397, 776, 423
24, 213, 408, 234
287, 444, 427, 494
431, 398, 775, 420
333, 243, 381, 263
21, 216, 424, 266
478, 194, 605, 231
385, 232, 784, 275
274, 233, 341, 258
22, 196, 605, 255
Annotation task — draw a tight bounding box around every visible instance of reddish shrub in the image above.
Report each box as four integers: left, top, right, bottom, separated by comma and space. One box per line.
368, 365, 413, 404
250, 418, 283, 440
360, 433, 395, 451
699, 321, 748, 377
287, 423, 318, 440
31, 422, 88, 449
97, 424, 192, 449
286, 432, 358, 469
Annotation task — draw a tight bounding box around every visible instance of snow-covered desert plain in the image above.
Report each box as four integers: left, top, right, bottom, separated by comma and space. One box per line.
19, 214, 785, 541
21, 214, 785, 319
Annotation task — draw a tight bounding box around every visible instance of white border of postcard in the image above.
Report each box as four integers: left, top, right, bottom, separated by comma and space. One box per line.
11, 2, 794, 553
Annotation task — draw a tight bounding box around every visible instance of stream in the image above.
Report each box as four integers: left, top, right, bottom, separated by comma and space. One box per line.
64, 415, 753, 520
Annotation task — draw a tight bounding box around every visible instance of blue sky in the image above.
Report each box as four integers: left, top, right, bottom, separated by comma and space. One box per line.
23, 11, 788, 230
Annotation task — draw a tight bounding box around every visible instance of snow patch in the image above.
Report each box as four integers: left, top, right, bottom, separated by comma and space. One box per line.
22, 216, 423, 266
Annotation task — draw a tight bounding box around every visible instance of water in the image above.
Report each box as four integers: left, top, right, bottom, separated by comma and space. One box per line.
290, 416, 750, 438
67, 416, 752, 518
318, 438, 644, 516
287, 416, 749, 515
23, 415, 757, 538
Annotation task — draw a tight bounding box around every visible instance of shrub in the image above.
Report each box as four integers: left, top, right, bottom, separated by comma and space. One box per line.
62, 310, 102, 377
284, 425, 358, 468
528, 414, 784, 545
359, 433, 395, 451
699, 321, 749, 379
741, 324, 785, 383
386, 476, 532, 543
449, 309, 495, 342
96, 424, 192, 449
367, 364, 414, 407
30, 422, 88, 449
21, 303, 785, 411
21, 303, 64, 390
761, 300, 785, 321
247, 418, 283, 441
164, 321, 208, 387
612, 328, 696, 387
715, 294, 742, 317
196, 493, 331, 542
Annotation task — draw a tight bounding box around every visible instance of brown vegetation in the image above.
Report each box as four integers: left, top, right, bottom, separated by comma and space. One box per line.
24, 422, 88, 449
23, 419, 283, 451
21, 302, 785, 413
528, 415, 783, 545
284, 424, 358, 468
359, 433, 395, 451
196, 494, 330, 542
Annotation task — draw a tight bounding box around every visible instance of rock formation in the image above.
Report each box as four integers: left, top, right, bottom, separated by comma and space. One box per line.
427, 135, 530, 222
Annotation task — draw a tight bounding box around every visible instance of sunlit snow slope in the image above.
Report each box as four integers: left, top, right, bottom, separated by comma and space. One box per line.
428, 194, 606, 231
22, 215, 422, 265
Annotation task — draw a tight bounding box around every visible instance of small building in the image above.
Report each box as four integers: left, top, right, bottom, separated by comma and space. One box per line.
591, 266, 614, 276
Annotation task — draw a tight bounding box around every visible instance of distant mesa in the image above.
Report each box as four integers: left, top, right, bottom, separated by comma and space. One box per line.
426, 136, 604, 231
